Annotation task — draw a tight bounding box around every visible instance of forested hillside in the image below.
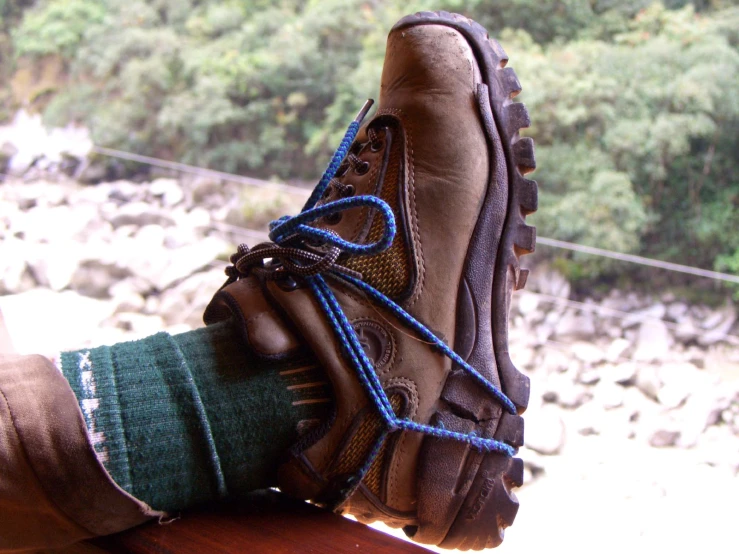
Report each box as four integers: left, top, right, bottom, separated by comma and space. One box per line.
1, 0, 738, 288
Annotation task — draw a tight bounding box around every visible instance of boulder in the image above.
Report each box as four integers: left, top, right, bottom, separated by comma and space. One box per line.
632, 319, 672, 362
698, 302, 737, 346
524, 403, 566, 455
553, 309, 596, 340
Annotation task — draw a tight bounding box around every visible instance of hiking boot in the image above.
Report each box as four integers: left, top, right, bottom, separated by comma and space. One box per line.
204, 11, 537, 550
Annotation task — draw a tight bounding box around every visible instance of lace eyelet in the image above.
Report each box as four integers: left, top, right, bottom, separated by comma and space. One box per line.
276, 275, 298, 292
325, 212, 343, 225
355, 161, 370, 175
336, 162, 349, 177
342, 185, 355, 198
370, 140, 384, 152
322, 187, 331, 200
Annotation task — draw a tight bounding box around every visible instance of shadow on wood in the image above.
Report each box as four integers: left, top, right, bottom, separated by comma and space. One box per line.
89, 490, 428, 553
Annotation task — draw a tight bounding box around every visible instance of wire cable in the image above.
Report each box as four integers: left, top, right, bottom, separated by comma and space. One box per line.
91, 146, 310, 197
536, 237, 739, 285
88, 145, 739, 284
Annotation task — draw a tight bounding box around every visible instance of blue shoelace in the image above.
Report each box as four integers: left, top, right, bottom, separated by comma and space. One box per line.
268, 100, 516, 460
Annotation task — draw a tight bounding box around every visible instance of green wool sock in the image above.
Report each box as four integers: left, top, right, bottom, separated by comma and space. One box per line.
59, 320, 331, 512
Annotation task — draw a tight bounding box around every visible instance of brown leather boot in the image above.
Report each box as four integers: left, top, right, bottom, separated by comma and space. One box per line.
205, 11, 537, 550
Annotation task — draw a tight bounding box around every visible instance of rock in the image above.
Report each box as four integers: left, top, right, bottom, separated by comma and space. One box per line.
529, 264, 571, 298
71, 260, 131, 298
539, 348, 572, 374
0, 238, 33, 294
24, 243, 81, 291
148, 236, 227, 291
578, 368, 601, 385
571, 341, 606, 365
675, 386, 731, 448
655, 362, 702, 409
592, 381, 625, 409
620, 303, 667, 329
543, 373, 591, 408
632, 319, 672, 362
635, 364, 662, 401
0, 141, 18, 173
114, 312, 166, 337
517, 292, 540, 316
649, 429, 680, 448
0, 288, 115, 355
553, 309, 596, 340
109, 280, 146, 313
606, 338, 632, 362
666, 302, 689, 320
535, 310, 561, 344
601, 362, 637, 386
157, 268, 226, 327
0, 110, 91, 176
695, 425, 739, 473
149, 178, 185, 206
698, 302, 737, 346
524, 403, 566, 455
108, 202, 176, 228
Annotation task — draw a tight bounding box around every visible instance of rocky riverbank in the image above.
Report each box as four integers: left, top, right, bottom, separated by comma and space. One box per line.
1, 175, 738, 553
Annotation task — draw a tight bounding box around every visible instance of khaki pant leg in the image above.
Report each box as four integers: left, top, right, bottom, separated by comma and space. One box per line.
0, 354, 161, 553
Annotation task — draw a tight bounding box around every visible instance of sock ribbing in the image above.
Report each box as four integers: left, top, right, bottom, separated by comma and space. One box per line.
60, 320, 331, 512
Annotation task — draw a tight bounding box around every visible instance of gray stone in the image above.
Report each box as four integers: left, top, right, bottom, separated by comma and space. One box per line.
543, 373, 591, 408
620, 303, 667, 329
698, 302, 737, 346
108, 202, 176, 228
571, 341, 606, 365
674, 315, 699, 343
517, 292, 540, 316
578, 368, 601, 386
553, 309, 596, 340
114, 312, 165, 337
601, 362, 637, 386
649, 429, 680, 448
158, 268, 226, 327
149, 178, 184, 207
524, 403, 566, 455
109, 280, 146, 313
593, 381, 625, 410
70, 260, 130, 298
539, 348, 572, 374
655, 362, 702, 409
0, 288, 115, 355
606, 338, 631, 362
632, 319, 672, 362
529, 264, 571, 299
535, 310, 561, 344
0, 238, 33, 294
675, 386, 731, 448
666, 302, 689, 320
635, 364, 662, 401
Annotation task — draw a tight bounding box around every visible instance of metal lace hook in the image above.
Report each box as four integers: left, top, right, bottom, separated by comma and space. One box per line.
354, 99, 375, 123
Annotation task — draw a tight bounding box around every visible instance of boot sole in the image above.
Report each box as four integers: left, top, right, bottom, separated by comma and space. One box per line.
393, 11, 537, 550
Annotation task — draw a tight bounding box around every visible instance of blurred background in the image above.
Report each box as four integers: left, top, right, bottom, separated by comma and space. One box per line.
1, 1, 738, 552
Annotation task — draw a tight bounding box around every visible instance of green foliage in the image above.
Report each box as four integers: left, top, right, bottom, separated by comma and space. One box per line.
1, 0, 738, 288
13, 0, 105, 56
503, 4, 739, 280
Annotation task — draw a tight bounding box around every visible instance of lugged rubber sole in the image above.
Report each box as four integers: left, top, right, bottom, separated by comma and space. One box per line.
393, 11, 537, 551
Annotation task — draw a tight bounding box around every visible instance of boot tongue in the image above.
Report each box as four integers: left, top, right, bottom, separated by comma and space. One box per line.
308, 118, 414, 301
340, 120, 415, 301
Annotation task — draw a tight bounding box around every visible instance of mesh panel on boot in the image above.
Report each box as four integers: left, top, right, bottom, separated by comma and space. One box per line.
344, 137, 413, 300
331, 394, 403, 492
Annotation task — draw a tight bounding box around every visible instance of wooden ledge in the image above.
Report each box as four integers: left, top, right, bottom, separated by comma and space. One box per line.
87, 491, 428, 553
